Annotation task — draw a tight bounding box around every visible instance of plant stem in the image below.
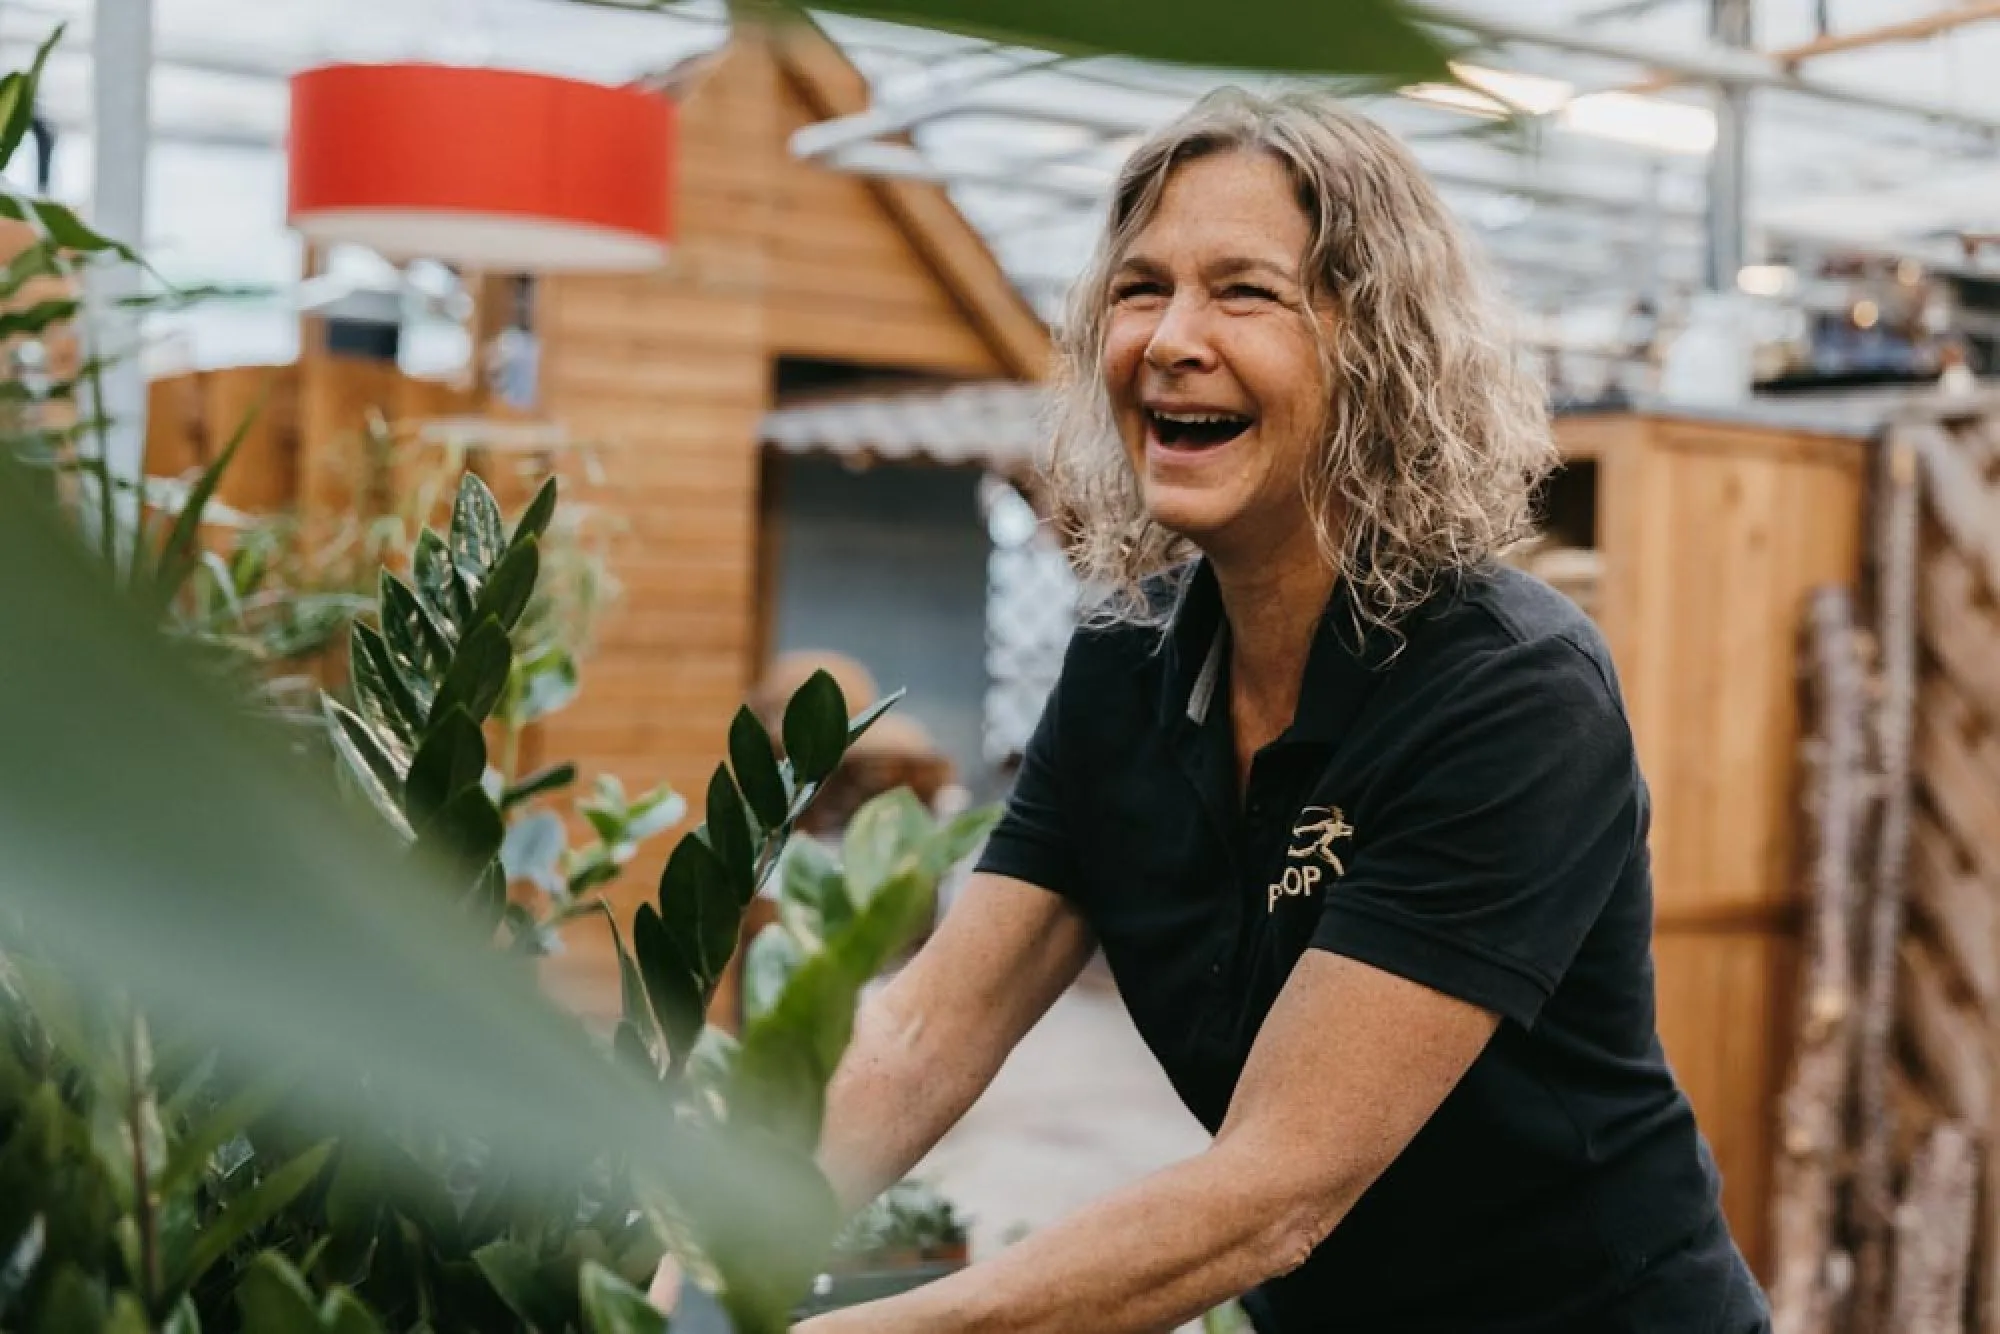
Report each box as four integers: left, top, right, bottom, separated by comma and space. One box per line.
501, 719, 523, 792
126, 1012, 159, 1308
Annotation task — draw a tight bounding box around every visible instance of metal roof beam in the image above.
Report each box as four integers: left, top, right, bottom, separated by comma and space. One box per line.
1411, 0, 2000, 135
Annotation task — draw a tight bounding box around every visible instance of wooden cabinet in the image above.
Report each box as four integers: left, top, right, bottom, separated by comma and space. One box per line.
1550, 410, 1869, 1278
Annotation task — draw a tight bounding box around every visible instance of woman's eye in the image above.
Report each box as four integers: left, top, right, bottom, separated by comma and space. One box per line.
1112, 281, 1167, 303
1221, 283, 1279, 303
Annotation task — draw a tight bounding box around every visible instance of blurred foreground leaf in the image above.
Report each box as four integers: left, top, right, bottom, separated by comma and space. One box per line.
779, 0, 1451, 81
0, 462, 831, 1323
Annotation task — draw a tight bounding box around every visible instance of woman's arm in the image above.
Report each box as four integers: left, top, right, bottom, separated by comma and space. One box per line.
795, 950, 1498, 1334
818, 871, 1097, 1212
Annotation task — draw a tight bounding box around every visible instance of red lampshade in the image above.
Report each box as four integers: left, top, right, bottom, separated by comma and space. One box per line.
287, 62, 675, 272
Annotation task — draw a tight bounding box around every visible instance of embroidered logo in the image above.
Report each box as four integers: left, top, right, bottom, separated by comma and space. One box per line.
1268, 805, 1355, 912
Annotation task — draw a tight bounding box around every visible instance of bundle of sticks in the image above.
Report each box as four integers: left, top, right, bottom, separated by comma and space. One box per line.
1769, 433, 1980, 1334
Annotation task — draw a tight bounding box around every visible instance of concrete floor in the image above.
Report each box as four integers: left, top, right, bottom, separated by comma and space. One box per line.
910, 960, 1216, 1279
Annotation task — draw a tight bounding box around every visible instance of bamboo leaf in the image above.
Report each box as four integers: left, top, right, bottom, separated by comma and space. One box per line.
148, 391, 265, 611
0, 26, 61, 170
0, 297, 74, 340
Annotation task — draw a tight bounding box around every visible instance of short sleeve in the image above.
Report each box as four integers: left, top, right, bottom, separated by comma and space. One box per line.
1311, 634, 1642, 1029
973, 663, 1083, 902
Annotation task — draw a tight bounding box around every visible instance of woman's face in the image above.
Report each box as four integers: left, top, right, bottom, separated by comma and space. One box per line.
1101, 149, 1331, 564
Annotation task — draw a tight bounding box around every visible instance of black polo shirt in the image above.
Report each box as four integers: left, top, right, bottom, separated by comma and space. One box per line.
976, 560, 1768, 1332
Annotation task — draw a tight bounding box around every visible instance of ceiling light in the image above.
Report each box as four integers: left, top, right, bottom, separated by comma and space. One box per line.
1853, 299, 1880, 329
1559, 92, 1716, 156
1737, 264, 1796, 298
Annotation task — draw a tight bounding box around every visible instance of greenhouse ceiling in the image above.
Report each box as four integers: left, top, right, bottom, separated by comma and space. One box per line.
16, 0, 2000, 364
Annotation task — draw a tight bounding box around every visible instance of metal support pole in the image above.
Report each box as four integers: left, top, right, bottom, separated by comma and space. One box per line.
85, 0, 152, 572
1705, 0, 1752, 290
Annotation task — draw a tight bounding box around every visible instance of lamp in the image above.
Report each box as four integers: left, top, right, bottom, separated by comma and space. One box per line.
287, 63, 675, 273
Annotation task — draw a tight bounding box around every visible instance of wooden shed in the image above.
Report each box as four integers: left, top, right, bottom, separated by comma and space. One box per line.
526, 19, 1051, 1012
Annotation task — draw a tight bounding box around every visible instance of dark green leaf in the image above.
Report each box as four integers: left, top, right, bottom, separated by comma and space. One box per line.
431, 618, 512, 728
501, 810, 567, 894
0, 29, 61, 171
321, 1288, 386, 1334
322, 699, 415, 840
177, 1140, 335, 1294
418, 787, 506, 878
781, 669, 849, 785
845, 688, 904, 748
234, 1252, 320, 1332
728, 707, 789, 829
411, 529, 470, 635
472, 536, 538, 635
705, 765, 756, 901
657, 833, 742, 985
149, 391, 265, 612
403, 706, 487, 826
32, 1266, 105, 1334
155, 1076, 287, 1198
377, 572, 449, 691
324, 694, 414, 791
633, 902, 705, 1069
348, 622, 424, 744
599, 903, 649, 1034
0, 298, 75, 340
105, 1293, 152, 1334
579, 1260, 668, 1334
450, 472, 506, 593
789, 0, 1450, 80
501, 761, 576, 810
841, 788, 931, 907
510, 477, 558, 550
472, 1242, 571, 1332
0, 196, 144, 263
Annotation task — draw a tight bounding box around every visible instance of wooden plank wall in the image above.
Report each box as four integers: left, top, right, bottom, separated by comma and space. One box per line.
1892, 401, 2000, 1331
530, 31, 1042, 1017
1558, 412, 1868, 1278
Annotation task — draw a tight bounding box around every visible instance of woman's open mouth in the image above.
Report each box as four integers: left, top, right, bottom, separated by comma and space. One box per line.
1146, 409, 1253, 451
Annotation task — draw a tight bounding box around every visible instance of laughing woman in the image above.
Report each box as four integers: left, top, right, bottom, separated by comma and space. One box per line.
792, 89, 1770, 1333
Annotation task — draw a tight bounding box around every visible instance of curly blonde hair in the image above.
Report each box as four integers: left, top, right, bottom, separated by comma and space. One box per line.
1048, 87, 1556, 640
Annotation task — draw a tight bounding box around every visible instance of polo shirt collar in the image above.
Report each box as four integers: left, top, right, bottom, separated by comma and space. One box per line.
1161, 558, 1396, 747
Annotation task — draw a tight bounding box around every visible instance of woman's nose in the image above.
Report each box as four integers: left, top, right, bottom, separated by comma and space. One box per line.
1143, 294, 1216, 373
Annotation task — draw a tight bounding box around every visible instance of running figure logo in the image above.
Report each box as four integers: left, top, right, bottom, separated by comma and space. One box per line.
1288, 806, 1355, 875
1268, 806, 1355, 912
